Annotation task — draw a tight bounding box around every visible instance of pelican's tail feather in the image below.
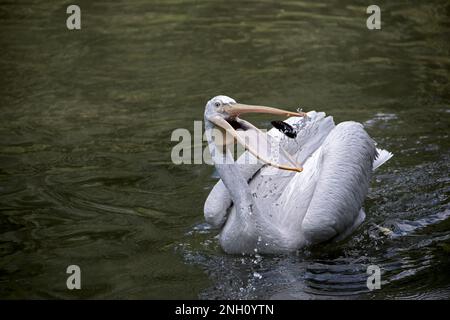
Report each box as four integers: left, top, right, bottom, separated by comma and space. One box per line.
373, 148, 393, 171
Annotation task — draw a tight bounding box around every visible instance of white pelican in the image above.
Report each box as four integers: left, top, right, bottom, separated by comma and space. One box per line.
204, 95, 392, 254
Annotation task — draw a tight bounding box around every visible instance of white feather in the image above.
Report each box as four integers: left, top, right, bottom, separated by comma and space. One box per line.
373, 148, 393, 171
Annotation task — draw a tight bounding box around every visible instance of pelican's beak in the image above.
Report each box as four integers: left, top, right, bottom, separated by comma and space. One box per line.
209, 103, 305, 173
223, 103, 306, 119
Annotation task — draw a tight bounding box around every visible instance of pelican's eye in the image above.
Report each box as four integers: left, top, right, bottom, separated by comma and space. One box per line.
214, 101, 222, 108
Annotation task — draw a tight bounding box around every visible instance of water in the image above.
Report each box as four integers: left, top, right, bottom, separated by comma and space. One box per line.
0, 0, 449, 299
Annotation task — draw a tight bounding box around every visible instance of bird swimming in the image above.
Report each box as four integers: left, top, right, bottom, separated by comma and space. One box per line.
203, 95, 393, 254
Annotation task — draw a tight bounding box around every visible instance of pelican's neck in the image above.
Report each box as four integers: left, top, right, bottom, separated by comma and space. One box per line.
204, 119, 284, 253
205, 120, 254, 213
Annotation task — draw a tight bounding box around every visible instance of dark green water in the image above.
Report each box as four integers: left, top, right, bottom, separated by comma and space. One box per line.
0, 0, 449, 299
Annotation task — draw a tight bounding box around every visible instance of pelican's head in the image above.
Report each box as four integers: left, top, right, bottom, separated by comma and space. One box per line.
204, 95, 237, 123
204, 95, 303, 125
204, 95, 305, 172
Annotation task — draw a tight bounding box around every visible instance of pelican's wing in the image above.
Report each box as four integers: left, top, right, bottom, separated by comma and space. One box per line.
267, 145, 324, 236
277, 122, 389, 243
299, 122, 377, 244
260, 111, 335, 176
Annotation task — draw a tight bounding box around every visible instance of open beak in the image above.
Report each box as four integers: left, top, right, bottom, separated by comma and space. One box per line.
223, 103, 306, 119
209, 103, 306, 173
